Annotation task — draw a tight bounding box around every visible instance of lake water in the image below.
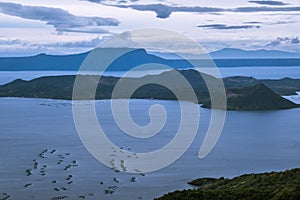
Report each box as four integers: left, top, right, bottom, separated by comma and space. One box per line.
0, 67, 300, 199
0, 98, 300, 200
0, 66, 300, 85
283, 92, 300, 104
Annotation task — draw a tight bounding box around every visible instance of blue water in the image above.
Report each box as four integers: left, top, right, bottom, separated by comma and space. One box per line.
0, 67, 299, 199
0, 66, 300, 85
0, 98, 299, 199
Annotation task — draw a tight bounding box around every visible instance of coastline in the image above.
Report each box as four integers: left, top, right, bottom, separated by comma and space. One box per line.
155, 167, 300, 200
0, 70, 300, 110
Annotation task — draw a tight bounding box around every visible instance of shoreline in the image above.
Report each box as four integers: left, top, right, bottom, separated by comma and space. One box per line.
155, 167, 300, 200
0, 70, 300, 110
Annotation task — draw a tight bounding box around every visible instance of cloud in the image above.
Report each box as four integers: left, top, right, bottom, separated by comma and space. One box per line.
266, 37, 300, 46
0, 2, 119, 33
234, 6, 300, 12
129, 4, 174, 18
0, 38, 23, 45
84, 0, 300, 19
116, 4, 300, 19
248, 1, 288, 6
291, 37, 300, 44
244, 21, 261, 24
197, 24, 260, 30
49, 37, 103, 48
111, 3, 226, 18
0, 37, 107, 56
244, 20, 299, 26
60, 27, 109, 34
0, 37, 104, 48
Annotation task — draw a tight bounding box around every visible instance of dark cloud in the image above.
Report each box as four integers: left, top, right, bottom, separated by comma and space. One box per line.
112, 3, 225, 18
291, 37, 300, 44
130, 4, 174, 18
243, 20, 299, 26
0, 2, 119, 33
94, 1, 300, 19
266, 37, 300, 46
248, 1, 288, 6
197, 24, 260, 30
266, 37, 288, 46
244, 21, 261, 24
234, 6, 300, 12
113, 4, 173, 18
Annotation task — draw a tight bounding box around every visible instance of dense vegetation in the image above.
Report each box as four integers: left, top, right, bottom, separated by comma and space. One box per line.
156, 168, 300, 200
0, 69, 299, 110
202, 83, 299, 110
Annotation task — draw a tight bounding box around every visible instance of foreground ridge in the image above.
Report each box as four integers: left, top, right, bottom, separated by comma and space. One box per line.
155, 168, 300, 200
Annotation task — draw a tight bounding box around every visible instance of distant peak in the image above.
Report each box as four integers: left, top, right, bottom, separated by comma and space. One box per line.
36, 53, 47, 56
220, 48, 245, 51
210, 48, 300, 58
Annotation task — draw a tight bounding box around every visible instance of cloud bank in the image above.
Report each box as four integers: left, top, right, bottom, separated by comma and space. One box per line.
0, 37, 105, 56
248, 1, 288, 6
111, 3, 226, 18
266, 37, 300, 46
234, 6, 300, 12
198, 24, 260, 30
0, 2, 119, 33
85, 0, 300, 19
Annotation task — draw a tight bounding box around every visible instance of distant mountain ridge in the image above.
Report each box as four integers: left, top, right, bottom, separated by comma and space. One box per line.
210, 48, 300, 59
0, 51, 89, 71
0, 48, 192, 71
0, 48, 300, 71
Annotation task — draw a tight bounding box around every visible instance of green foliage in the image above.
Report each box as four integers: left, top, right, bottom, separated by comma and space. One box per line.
156, 168, 300, 200
0, 70, 299, 110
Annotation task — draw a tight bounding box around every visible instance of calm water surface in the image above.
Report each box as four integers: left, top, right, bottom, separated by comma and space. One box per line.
0, 67, 299, 199
0, 66, 300, 85
0, 98, 299, 199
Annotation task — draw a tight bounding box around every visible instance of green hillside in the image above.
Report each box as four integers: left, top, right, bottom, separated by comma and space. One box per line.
156, 168, 300, 200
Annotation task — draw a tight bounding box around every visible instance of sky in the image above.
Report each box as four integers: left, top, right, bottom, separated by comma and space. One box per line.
0, 0, 300, 56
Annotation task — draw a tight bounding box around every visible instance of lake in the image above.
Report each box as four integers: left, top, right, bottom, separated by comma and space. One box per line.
0, 98, 300, 200
0, 67, 300, 199
0, 66, 300, 85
